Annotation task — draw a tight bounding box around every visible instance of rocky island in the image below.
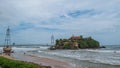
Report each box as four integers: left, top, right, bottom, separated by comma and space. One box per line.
50, 35, 100, 50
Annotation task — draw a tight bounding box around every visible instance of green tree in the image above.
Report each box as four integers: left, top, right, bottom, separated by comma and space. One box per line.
64, 44, 70, 49
56, 39, 59, 45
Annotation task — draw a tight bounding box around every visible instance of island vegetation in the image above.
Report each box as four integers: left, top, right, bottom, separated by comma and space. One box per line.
50, 35, 101, 50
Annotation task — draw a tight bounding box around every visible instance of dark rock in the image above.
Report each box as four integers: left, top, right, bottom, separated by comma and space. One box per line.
100, 46, 106, 48
41, 66, 51, 68
49, 46, 56, 50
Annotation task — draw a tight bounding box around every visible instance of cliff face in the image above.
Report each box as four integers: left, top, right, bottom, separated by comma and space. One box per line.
50, 36, 100, 50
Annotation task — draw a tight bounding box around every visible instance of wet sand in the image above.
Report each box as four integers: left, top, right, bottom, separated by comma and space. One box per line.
12, 53, 75, 68
0, 53, 14, 59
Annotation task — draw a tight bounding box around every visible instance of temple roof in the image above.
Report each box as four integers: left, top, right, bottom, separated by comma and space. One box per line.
70, 35, 80, 39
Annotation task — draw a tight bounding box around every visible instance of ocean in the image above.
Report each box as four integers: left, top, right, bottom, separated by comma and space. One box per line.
0, 45, 120, 68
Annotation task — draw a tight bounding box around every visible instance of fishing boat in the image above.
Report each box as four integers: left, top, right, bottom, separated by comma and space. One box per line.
3, 27, 12, 55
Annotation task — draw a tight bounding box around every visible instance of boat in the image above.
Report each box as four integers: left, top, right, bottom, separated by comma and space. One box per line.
3, 27, 13, 55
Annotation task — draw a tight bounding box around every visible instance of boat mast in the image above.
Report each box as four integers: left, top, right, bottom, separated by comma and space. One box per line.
4, 27, 11, 47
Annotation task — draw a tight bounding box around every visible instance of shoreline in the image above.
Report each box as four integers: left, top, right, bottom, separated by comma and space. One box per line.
12, 53, 76, 68
1, 45, 120, 68
0, 53, 14, 60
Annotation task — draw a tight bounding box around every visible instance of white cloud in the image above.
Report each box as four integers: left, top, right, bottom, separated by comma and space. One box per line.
0, 0, 120, 45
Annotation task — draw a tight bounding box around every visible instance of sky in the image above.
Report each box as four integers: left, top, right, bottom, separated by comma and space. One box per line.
0, 0, 120, 45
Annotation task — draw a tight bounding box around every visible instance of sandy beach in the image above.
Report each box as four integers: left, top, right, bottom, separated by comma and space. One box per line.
0, 53, 14, 60
11, 53, 75, 68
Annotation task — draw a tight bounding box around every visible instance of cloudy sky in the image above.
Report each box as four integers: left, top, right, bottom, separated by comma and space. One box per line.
0, 0, 120, 45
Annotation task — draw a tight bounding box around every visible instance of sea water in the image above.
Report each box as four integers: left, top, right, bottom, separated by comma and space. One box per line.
32, 45, 120, 68
0, 45, 120, 68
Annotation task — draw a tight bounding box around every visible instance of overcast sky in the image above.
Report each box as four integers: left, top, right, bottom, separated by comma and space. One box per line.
0, 0, 120, 45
